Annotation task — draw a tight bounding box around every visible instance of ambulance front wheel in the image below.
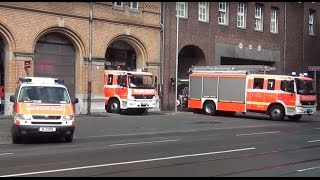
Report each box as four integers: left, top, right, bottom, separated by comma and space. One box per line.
11, 127, 22, 144
203, 101, 216, 116
269, 105, 285, 121
65, 134, 73, 142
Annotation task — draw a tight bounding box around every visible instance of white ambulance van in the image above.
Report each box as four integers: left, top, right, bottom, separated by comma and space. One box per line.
10, 77, 78, 143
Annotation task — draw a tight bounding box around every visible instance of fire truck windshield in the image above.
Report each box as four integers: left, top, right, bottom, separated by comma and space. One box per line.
295, 79, 315, 95
129, 75, 155, 89
18, 86, 71, 103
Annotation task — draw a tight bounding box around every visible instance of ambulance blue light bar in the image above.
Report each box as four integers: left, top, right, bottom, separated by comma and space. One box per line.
19, 77, 31, 83
55, 79, 64, 84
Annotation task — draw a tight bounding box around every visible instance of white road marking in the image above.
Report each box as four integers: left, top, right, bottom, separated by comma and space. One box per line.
0, 147, 256, 177
236, 131, 280, 136
108, 139, 180, 147
77, 124, 286, 139
297, 165, 320, 172
315, 128, 320, 130
307, 139, 320, 143
0, 153, 14, 156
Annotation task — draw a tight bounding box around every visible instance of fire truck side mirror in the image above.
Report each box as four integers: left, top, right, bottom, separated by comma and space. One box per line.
170, 77, 175, 86
10, 95, 15, 102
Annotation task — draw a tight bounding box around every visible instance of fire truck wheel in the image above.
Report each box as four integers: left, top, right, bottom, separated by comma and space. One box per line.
269, 105, 285, 121
108, 99, 120, 113
203, 101, 216, 115
287, 115, 302, 121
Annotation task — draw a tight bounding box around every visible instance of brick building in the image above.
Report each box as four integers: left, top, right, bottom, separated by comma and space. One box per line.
0, 2, 161, 115
161, 2, 320, 111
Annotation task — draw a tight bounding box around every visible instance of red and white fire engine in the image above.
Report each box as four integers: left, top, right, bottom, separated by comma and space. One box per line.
187, 65, 317, 121
104, 68, 158, 114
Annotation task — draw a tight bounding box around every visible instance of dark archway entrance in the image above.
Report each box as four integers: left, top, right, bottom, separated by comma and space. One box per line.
105, 40, 137, 71
34, 33, 76, 99
177, 45, 206, 108
0, 38, 4, 113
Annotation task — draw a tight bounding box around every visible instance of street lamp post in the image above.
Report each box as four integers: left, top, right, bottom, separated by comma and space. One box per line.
175, 9, 179, 113
87, 2, 93, 115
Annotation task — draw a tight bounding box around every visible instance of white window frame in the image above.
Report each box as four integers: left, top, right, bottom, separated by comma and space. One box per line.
237, 2, 246, 28
309, 10, 316, 36
254, 4, 263, 31
113, 2, 123, 7
129, 2, 139, 10
176, 2, 188, 18
270, 7, 278, 34
218, 2, 228, 25
198, 2, 209, 22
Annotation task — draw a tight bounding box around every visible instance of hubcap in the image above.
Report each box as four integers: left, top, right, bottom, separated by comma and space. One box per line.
111, 103, 118, 111
271, 109, 281, 118
206, 104, 214, 114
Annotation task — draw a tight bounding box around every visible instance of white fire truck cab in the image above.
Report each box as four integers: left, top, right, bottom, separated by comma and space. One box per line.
187, 65, 317, 121
10, 77, 78, 143
104, 68, 158, 114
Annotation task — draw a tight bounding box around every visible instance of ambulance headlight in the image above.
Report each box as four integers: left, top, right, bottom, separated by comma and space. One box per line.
128, 96, 135, 100
62, 115, 74, 121
16, 114, 32, 120
153, 95, 158, 100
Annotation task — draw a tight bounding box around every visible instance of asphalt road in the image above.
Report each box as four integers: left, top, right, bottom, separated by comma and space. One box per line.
0, 111, 320, 177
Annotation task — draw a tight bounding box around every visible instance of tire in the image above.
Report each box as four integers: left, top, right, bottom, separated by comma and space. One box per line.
269, 105, 285, 121
65, 134, 73, 143
288, 115, 302, 121
107, 99, 120, 114
11, 128, 22, 144
105, 105, 111, 113
136, 108, 146, 115
203, 101, 216, 116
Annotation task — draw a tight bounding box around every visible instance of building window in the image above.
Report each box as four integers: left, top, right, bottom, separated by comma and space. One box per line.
129, 2, 138, 10
254, 4, 263, 31
113, 2, 123, 7
237, 2, 246, 28
218, 2, 228, 25
270, 7, 278, 34
176, 2, 188, 18
309, 9, 316, 36
198, 2, 209, 22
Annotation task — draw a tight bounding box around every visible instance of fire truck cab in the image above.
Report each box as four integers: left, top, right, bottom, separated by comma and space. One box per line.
10, 77, 78, 143
104, 68, 158, 114
187, 65, 317, 121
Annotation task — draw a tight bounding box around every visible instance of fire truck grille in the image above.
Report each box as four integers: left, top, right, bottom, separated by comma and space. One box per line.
133, 95, 154, 99
300, 101, 316, 105
31, 122, 62, 124
32, 115, 61, 120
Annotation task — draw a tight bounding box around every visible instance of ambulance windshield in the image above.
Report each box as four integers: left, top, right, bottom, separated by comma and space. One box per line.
129, 75, 155, 89
18, 86, 71, 103
295, 79, 315, 95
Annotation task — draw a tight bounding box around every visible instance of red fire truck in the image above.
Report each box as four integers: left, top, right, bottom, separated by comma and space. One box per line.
187, 65, 317, 121
104, 68, 158, 115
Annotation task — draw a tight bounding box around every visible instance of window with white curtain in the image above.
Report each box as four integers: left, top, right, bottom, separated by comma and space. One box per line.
218, 2, 228, 25
309, 9, 316, 35
176, 2, 188, 18
129, 2, 138, 10
270, 7, 278, 33
237, 2, 246, 28
198, 2, 209, 22
254, 4, 263, 31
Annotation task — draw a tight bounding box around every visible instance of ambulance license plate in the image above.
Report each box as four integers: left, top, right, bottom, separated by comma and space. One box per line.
39, 127, 56, 132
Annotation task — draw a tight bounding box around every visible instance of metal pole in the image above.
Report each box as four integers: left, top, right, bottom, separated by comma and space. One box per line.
87, 2, 93, 115
175, 9, 179, 113
283, 2, 287, 75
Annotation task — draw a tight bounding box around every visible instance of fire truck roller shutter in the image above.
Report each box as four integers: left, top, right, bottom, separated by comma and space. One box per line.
189, 76, 202, 99
203, 77, 218, 98
217, 77, 246, 112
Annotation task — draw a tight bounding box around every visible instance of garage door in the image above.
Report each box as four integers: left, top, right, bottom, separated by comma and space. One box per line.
34, 34, 75, 99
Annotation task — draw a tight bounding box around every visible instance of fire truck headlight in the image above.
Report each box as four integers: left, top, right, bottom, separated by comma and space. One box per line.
16, 114, 32, 120
128, 96, 135, 100
62, 115, 74, 121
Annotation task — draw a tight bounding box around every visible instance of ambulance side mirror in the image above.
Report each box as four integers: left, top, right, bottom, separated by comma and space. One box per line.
10, 95, 15, 102
154, 76, 157, 87
72, 98, 79, 104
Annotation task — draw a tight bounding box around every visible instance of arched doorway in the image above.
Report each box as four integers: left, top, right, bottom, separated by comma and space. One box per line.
34, 32, 76, 99
177, 45, 205, 108
0, 38, 4, 113
105, 40, 137, 71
